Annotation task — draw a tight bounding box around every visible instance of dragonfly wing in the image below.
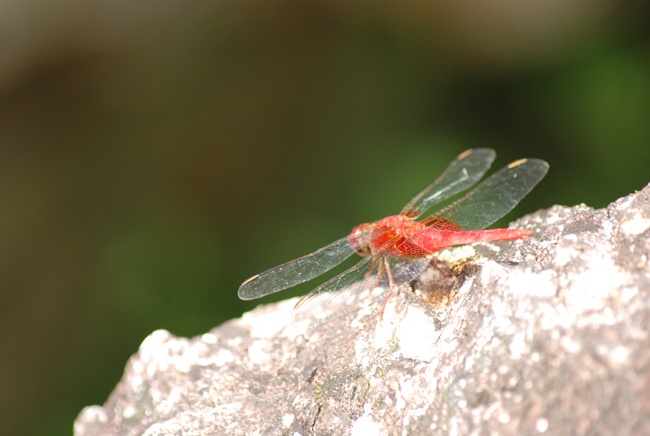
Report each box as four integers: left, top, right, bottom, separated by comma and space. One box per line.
401, 148, 496, 218
425, 158, 549, 231
238, 236, 356, 300
292, 239, 433, 326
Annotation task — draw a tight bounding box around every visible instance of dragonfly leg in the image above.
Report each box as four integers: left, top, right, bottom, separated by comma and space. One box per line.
379, 257, 395, 320
372, 256, 384, 290
429, 257, 452, 277
365, 255, 378, 280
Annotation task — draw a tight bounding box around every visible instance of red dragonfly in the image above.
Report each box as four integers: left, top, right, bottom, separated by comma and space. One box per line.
239, 149, 548, 326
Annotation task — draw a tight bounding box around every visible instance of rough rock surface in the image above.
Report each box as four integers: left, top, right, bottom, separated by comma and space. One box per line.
75, 184, 650, 436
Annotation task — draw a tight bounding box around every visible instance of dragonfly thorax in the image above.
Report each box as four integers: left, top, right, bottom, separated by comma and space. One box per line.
348, 215, 425, 258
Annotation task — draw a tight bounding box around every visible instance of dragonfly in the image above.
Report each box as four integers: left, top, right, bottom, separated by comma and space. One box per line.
238, 149, 548, 326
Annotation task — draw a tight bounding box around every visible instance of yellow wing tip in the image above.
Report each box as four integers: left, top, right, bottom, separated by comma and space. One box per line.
458, 149, 473, 159
508, 158, 527, 169
241, 274, 260, 286
293, 294, 309, 310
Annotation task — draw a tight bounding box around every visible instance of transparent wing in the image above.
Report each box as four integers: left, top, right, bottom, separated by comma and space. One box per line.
291, 237, 433, 327
238, 236, 356, 300
401, 148, 496, 218
424, 158, 549, 231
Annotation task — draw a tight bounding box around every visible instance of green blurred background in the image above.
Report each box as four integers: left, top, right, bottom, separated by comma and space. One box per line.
1, 1, 649, 435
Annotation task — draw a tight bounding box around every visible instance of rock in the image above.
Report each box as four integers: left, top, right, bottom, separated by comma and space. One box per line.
75, 184, 650, 436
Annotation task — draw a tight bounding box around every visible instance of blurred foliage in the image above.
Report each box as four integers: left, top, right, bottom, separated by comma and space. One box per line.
0, 1, 649, 435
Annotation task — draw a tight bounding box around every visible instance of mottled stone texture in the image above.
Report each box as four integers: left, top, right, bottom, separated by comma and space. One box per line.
76, 184, 650, 436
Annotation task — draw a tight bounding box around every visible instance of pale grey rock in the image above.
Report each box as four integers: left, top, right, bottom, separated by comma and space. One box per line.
75, 183, 650, 436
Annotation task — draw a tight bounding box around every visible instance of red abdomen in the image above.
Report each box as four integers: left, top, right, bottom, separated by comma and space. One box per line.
413, 228, 533, 252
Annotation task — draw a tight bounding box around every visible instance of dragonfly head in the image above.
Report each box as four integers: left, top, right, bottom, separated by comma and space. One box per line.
348, 223, 375, 257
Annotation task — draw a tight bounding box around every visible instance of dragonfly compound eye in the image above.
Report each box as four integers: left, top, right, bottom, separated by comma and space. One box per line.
349, 224, 373, 257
